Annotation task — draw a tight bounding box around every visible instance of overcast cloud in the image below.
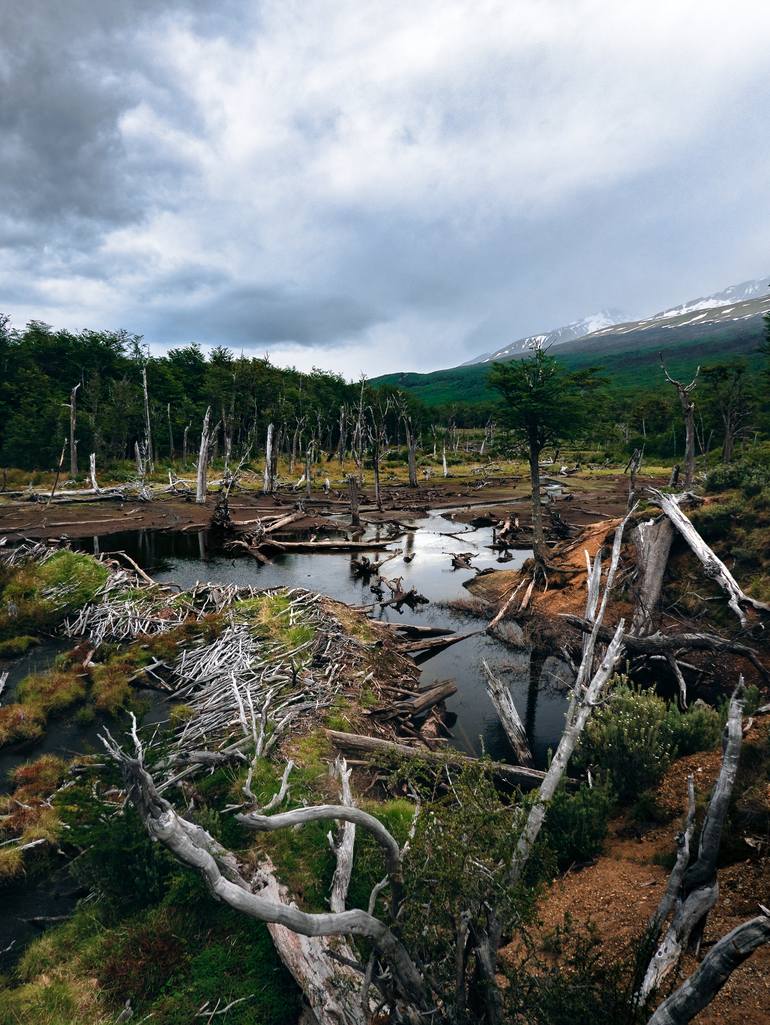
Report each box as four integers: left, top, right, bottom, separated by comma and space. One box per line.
2, 0, 770, 376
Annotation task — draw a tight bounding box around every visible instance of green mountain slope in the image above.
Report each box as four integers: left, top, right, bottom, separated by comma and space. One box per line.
375, 313, 767, 406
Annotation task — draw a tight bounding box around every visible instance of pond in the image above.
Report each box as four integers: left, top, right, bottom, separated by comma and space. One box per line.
77, 510, 570, 767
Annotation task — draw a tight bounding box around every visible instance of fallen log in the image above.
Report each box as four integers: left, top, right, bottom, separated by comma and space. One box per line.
396, 630, 481, 655
324, 729, 551, 790
262, 539, 393, 552
392, 680, 457, 716
561, 615, 769, 682
650, 489, 770, 627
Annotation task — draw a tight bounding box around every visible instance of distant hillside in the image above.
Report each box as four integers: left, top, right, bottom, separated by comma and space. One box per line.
375, 291, 769, 407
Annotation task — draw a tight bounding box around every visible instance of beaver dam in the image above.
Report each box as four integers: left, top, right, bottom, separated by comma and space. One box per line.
0, 482, 769, 1025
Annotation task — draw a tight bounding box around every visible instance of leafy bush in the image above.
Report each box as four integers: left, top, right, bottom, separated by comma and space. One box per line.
705, 459, 770, 497
575, 685, 722, 802
542, 782, 613, 870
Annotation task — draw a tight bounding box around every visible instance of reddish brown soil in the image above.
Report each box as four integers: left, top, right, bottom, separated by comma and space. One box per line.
0, 472, 637, 541
501, 721, 770, 1025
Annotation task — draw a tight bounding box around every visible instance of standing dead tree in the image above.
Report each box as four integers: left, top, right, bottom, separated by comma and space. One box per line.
67, 382, 80, 478
263, 422, 276, 494
636, 682, 770, 1025
196, 406, 212, 505
141, 364, 154, 474
660, 357, 699, 488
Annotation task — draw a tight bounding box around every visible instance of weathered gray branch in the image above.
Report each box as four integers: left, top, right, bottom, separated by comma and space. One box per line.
482, 660, 534, 767
646, 913, 770, 1025
640, 685, 744, 999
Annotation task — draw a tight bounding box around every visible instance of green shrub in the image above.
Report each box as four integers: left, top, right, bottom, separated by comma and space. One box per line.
542, 782, 613, 870
665, 701, 722, 756
574, 687, 675, 801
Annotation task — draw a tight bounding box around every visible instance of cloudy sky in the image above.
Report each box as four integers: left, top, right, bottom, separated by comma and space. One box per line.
2, 1, 770, 377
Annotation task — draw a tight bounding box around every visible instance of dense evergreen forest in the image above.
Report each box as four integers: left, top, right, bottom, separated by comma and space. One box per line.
1, 313, 768, 472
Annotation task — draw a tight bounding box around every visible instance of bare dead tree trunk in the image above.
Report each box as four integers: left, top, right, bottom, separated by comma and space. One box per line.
167, 402, 174, 460
305, 440, 313, 499
263, 423, 275, 494
528, 435, 544, 552
651, 489, 770, 626
646, 914, 770, 1025
196, 406, 212, 505
101, 728, 429, 1024
631, 515, 675, 635
508, 509, 634, 886
442, 444, 448, 478
88, 452, 99, 491
404, 416, 418, 488
347, 474, 360, 527
182, 423, 191, 467
68, 383, 80, 478
141, 365, 154, 474
640, 685, 744, 1000
661, 358, 699, 488
47, 438, 67, 506
482, 661, 533, 767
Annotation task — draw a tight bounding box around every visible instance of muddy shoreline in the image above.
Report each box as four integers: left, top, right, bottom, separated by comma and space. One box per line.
0, 472, 645, 541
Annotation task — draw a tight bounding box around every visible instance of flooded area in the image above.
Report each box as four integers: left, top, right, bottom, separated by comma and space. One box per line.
77, 510, 570, 766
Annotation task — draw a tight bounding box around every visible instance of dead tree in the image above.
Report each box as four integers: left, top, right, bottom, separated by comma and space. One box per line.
67, 382, 80, 478
660, 357, 699, 487
263, 422, 276, 494
196, 406, 212, 505
102, 725, 430, 1025
167, 402, 174, 460
508, 507, 633, 886
182, 422, 191, 466
640, 684, 745, 1000
482, 660, 533, 767
88, 452, 99, 492
399, 402, 419, 489
346, 474, 360, 527
141, 364, 154, 474
631, 515, 675, 635
650, 489, 770, 627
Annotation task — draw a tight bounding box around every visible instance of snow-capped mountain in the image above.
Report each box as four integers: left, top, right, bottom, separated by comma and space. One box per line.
462, 309, 626, 366
461, 275, 770, 366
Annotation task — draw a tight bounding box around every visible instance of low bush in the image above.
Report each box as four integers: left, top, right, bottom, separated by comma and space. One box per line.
574, 685, 722, 802
542, 781, 614, 870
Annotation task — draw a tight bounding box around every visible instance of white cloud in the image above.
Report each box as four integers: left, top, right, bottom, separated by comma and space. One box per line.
3, 0, 770, 374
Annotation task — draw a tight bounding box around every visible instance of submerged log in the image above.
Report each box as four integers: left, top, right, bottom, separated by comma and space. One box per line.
481, 661, 534, 767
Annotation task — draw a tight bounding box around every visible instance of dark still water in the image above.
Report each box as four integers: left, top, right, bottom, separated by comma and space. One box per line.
77, 511, 570, 767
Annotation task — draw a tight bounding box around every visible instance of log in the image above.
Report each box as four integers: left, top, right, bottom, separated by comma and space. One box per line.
196, 407, 212, 505
631, 516, 675, 635
390, 680, 457, 716
481, 661, 534, 767
651, 489, 770, 626
324, 730, 550, 790
261, 539, 393, 552
561, 616, 769, 682
396, 630, 480, 656
646, 914, 770, 1025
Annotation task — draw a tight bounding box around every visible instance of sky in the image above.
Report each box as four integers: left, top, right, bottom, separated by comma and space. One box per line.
2, 1, 770, 378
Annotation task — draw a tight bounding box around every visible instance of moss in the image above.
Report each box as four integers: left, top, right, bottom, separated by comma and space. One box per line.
17, 668, 87, 715
0, 703, 44, 746
10, 755, 68, 795
0, 551, 109, 640
234, 592, 316, 653
0, 635, 39, 658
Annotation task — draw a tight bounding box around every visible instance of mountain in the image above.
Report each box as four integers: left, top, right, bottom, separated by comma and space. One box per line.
462, 310, 626, 365
374, 274, 770, 407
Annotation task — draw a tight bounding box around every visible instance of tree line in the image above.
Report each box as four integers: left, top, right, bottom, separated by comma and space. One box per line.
1, 314, 767, 482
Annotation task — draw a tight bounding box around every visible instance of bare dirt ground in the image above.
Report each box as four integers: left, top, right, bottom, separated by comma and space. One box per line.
501, 719, 770, 1025
0, 468, 644, 541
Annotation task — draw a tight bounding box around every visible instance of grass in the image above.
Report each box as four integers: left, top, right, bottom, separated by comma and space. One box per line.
0, 550, 109, 640
0, 635, 39, 658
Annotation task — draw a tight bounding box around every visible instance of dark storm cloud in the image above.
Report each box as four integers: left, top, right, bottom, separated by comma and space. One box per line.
2, 2, 770, 375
